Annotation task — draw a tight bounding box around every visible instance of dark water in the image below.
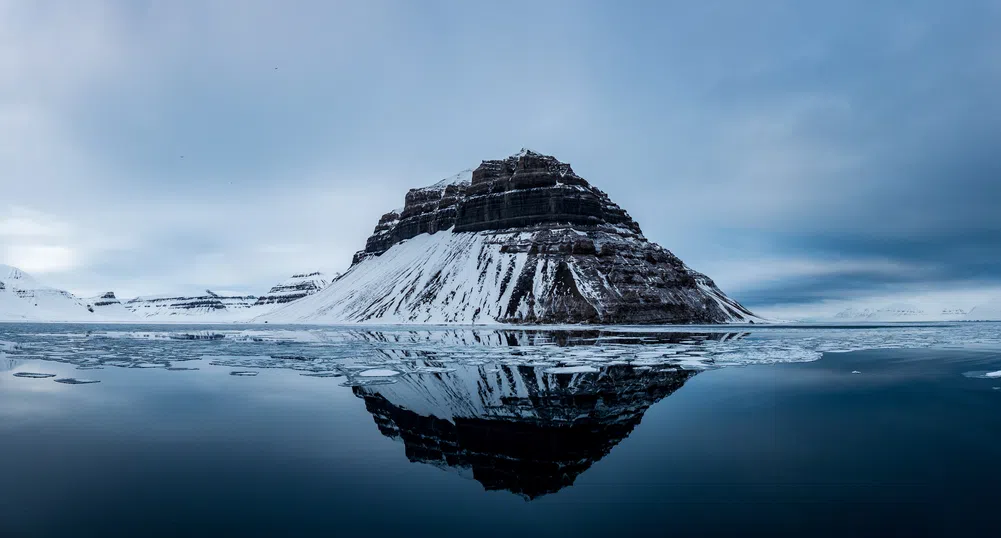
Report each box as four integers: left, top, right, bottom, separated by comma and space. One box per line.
2, 325, 1001, 537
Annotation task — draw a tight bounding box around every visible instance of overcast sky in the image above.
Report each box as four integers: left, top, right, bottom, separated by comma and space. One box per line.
2, 0, 1000, 317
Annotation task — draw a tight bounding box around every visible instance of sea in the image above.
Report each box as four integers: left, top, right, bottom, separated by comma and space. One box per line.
2, 322, 1000, 537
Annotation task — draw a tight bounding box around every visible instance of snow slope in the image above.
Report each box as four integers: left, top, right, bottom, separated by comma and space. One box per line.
257, 229, 763, 325
0, 265, 101, 322
125, 291, 262, 322
254, 272, 333, 306
84, 292, 138, 321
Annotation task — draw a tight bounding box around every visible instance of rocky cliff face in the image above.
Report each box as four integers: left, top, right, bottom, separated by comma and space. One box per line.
354, 362, 696, 499
254, 272, 332, 306
260, 149, 760, 325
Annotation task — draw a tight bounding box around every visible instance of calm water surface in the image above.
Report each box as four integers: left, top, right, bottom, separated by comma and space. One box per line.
1, 323, 1000, 537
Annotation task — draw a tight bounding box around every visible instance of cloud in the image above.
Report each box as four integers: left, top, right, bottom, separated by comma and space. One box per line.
0, 0, 998, 317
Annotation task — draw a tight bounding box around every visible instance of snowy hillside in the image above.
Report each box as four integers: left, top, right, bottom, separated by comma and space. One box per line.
125, 291, 262, 321
254, 272, 332, 306
0, 265, 102, 322
85, 292, 138, 320
259, 230, 761, 325
0, 265, 339, 323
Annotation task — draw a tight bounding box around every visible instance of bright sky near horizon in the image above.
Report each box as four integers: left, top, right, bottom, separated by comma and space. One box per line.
2, 0, 1000, 318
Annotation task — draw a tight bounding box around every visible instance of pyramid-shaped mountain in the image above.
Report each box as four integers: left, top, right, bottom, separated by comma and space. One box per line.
261, 150, 759, 324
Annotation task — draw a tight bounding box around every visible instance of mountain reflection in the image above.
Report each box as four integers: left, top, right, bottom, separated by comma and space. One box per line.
353, 362, 696, 499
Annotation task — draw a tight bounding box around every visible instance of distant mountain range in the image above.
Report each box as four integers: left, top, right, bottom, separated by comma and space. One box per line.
828, 301, 1001, 322
0, 264, 334, 322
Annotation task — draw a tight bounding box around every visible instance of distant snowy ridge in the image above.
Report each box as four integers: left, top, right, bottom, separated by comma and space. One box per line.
0, 265, 336, 323
254, 271, 333, 306
0, 264, 107, 321
85, 292, 138, 320
827, 300, 1001, 322
832, 303, 967, 322
125, 290, 261, 321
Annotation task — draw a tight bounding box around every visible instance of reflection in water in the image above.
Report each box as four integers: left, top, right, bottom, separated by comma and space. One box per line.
353, 363, 695, 499
0, 357, 19, 372
2, 325, 752, 375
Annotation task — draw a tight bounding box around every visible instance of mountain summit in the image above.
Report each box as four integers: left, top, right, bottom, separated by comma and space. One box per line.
262, 150, 759, 324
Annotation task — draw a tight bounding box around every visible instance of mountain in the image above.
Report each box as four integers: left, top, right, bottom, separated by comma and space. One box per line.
966, 299, 1001, 321
0, 266, 337, 323
832, 303, 968, 322
253, 272, 332, 306
125, 290, 260, 321
0, 264, 99, 321
259, 149, 760, 325
85, 292, 137, 320
353, 362, 696, 499
123, 272, 335, 321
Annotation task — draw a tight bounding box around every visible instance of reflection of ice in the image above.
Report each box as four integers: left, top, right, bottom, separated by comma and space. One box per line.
3, 324, 1001, 384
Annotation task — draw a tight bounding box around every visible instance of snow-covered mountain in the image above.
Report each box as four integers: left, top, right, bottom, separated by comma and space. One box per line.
85, 292, 138, 320
0, 266, 342, 323
253, 272, 332, 306
259, 149, 761, 325
123, 272, 336, 321
832, 303, 968, 322
125, 290, 261, 321
0, 265, 102, 321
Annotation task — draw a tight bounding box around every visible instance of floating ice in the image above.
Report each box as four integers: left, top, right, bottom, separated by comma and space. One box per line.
984, 370, 1001, 378
4, 324, 1001, 385
53, 378, 100, 384
13, 372, 56, 378
852, 370, 862, 374
358, 369, 401, 377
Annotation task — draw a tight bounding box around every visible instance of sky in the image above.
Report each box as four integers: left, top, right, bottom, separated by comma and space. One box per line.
2, 0, 1000, 318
